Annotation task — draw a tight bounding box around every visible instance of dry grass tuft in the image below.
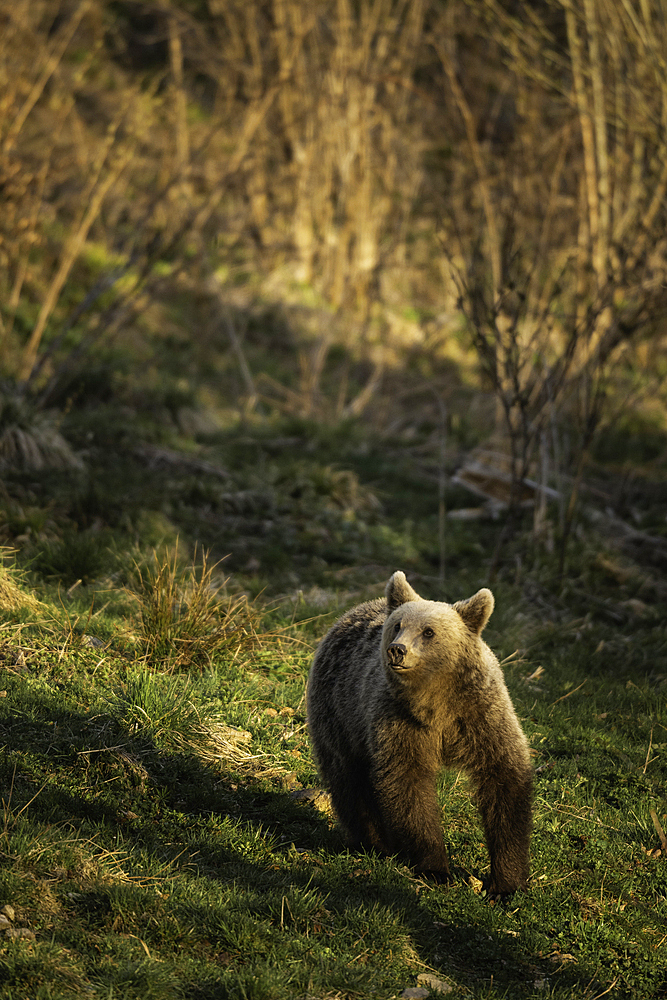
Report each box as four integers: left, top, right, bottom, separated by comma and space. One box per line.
125, 547, 280, 670
168, 718, 269, 772
0, 553, 44, 614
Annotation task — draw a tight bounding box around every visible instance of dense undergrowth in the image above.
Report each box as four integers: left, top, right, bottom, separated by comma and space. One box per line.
0, 396, 666, 1000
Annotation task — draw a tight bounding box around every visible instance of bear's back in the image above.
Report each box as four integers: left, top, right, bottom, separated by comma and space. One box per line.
314, 597, 386, 669
307, 596, 389, 761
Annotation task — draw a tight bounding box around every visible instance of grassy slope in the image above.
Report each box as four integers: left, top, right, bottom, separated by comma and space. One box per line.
0, 424, 666, 1000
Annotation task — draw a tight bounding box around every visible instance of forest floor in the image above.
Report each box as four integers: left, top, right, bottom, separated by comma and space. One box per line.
0, 408, 666, 1000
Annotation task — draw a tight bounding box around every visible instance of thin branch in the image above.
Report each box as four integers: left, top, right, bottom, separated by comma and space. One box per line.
2, 1, 90, 153
433, 34, 502, 300
19, 142, 133, 381
565, 5, 602, 282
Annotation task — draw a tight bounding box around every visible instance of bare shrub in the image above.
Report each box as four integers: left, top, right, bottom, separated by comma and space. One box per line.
429, 0, 667, 571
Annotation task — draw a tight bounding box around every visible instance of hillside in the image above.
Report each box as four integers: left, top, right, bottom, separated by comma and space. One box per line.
1, 411, 667, 998
0, 2, 666, 998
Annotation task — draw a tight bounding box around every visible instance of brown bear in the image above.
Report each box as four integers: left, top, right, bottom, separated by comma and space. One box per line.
306, 571, 532, 896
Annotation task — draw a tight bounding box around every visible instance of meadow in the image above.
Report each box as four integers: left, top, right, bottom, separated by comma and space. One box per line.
0, 416, 665, 1000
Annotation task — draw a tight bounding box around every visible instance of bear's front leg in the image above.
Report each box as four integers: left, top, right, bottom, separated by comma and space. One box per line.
475, 768, 533, 896
371, 762, 450, 879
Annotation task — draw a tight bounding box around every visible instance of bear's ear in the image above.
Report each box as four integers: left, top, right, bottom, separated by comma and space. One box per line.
454, 588, 494, 634
385, 571, 421, 609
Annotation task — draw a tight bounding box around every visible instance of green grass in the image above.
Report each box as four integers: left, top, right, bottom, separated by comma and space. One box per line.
1, 409, 667, 999
0, 535, 665, 1000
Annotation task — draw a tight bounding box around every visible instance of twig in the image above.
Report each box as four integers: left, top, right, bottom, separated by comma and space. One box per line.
549, 678, 587, 707
643, 728, 654, 774
535, 870, 578, 887
591, 978, 619, 1000
127, 934, 151, 959
500, 649, 525, 666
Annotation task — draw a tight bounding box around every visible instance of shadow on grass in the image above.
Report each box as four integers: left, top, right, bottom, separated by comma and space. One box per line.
0, 694, 620, 1000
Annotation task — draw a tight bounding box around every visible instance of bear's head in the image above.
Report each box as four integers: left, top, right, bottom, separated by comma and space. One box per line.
381, 571, 494, 680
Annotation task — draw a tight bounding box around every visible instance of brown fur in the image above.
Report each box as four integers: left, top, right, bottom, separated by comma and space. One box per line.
306, 571, 533, 895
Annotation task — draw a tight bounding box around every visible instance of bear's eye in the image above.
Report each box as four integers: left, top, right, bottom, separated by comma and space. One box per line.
422, 627, 435, 639
394, 621, 401, 633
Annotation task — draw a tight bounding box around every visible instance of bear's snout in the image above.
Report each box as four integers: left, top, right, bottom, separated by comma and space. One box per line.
387, 642, 408, 667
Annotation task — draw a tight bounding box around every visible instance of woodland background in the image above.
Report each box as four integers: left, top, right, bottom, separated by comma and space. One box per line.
2, 0, 667, 564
